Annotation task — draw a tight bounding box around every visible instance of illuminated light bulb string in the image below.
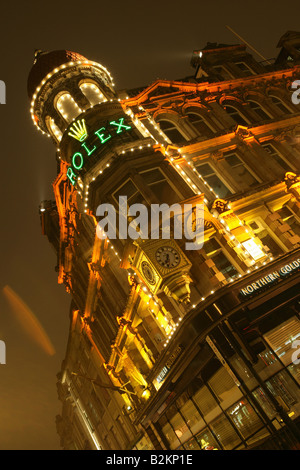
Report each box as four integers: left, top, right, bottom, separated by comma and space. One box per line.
30, 59, 115, 136
60, 103, 274, 351
78, 102, 273, 279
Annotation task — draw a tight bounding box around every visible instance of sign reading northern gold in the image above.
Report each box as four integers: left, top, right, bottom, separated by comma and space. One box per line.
66, 117, 132, 185
240, 257, 300, 298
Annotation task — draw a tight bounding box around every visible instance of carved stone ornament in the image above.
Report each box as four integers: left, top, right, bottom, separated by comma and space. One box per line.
211, 198, 229, 216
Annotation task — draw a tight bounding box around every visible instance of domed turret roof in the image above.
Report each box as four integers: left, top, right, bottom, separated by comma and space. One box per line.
27, 49, 87, 99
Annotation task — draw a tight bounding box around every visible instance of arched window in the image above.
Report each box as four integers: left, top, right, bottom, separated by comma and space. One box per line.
223, 103, 249, 126
56, 93, 82, 123
269, 95, 292, 114
158, 119, 187, 144
79, 82, 106, 106
47, 117, 63, 141
248, 100, 272, 121
186, 110, 214, 137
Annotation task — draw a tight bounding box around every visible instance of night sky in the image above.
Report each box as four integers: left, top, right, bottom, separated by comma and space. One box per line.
0, 0, 298, 450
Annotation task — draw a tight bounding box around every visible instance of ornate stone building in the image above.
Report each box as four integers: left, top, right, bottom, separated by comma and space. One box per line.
28, 31, 300, 450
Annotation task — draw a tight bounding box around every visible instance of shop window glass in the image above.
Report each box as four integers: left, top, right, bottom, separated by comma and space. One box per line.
227, 399, 263, 440
177, 396, 205, 435
253, 348, 282, 381
135, 436, 155, 450
161, 420, 180, 449
166, 406, 192, 444
263, 316, 300, 367
158, 119, 187, 144
262, 143, 292, 172
192, 386, 222, 423
204, 238, 239, 280
210, 413, 241, 450
270, 374, 300, 420
288, 362, 300, 386
183, 437, 201, 450
208, 366, 243, 409
195, 428, 220, 450
194, 161, 232, 198
266, 370, 300, 418
224, 152, 259, 187
252, 387, 277, 420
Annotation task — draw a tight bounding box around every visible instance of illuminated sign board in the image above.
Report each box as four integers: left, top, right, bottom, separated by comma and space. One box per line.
240, 257, 300, 298
156, 345, 183, 384
66, 117, 132, 185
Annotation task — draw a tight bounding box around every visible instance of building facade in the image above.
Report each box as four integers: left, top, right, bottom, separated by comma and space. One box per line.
28, 31, 300, 450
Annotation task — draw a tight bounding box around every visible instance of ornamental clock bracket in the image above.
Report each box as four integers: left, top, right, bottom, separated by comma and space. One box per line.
132, 239, 192, 304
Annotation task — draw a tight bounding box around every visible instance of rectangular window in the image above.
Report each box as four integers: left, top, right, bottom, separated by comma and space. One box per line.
204, 238, 239, 280
212, 65, 234, 80
176, 393, 205, 435
224, 152, 260, 188
192, 385, 222, 423
263, 316, 300, 367
194, 161, 232, 198
208, 366, 243, 409
262, 143, 292, 172
235, 62, 256, 75
166, 405, 192, 444
209, 413, 241, 450
140, 168, 180, 205
113, 179, 144, 206
248, 219, 284, 257
193, 428, 220, 450
227, 399, 263, 440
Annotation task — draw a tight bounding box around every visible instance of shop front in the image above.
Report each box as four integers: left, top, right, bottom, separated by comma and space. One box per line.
138, 250, 300, 450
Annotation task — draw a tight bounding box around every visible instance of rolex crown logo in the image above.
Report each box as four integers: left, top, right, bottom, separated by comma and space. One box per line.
68, 119, 88, 142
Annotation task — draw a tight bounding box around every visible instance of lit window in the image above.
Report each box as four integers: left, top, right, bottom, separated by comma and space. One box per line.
242, 239, 265, 261
47, 117, 62, 141
248, 219, 283, 258
56, 93, 82, 123
79, 82, 106, 106
204, 238, 239, 280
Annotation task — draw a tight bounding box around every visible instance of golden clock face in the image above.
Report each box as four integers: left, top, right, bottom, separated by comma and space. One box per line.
155, 246, 181, 269
141, 261, 156, 285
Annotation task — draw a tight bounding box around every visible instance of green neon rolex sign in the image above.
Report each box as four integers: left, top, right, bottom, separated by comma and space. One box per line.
66, 117, 132, 185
